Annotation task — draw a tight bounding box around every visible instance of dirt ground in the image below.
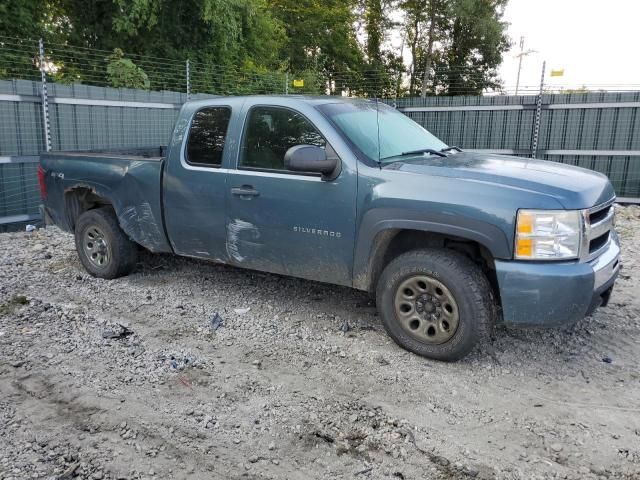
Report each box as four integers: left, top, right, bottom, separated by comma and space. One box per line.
1, 206, 639, 480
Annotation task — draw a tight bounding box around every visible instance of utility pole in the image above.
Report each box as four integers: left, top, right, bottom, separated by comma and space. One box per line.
514, 36, 537, 95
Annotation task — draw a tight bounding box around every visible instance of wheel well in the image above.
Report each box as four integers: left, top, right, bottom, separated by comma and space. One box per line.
64, 187, 113, 231
368, 229, 500, 303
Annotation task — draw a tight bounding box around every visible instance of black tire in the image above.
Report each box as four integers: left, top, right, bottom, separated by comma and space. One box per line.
74, 207, 137, 279
376, 248, 495, 362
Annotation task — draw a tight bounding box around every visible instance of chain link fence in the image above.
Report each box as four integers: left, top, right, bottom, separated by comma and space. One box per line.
1, 36, 639, 230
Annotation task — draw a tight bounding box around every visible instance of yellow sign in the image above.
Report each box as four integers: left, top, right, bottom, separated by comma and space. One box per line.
550, 69, 564, 77
293, 79, 304, 87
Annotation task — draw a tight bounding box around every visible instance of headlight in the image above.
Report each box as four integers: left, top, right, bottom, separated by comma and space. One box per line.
515, 209, 582, 260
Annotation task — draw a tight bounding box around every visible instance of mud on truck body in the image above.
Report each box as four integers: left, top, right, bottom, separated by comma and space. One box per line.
40, 96, 620, 361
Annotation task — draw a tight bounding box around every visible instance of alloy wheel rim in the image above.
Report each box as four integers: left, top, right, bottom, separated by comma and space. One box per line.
83, 226, 110, 269
393, 275, 460, 344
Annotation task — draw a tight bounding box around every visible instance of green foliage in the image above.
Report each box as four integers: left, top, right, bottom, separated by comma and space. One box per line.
401, 0, 510, 96
0, 0, 55, 40
442, 0, 510, 95
106, 48, 150, 89
0, 0, 511, 97
0, 0, 45, 80
360, 0, 405, 98
288, 70, 324, 95
48, 64, 85, 84
47, 0, 285, 92
106, 0, 285, 68
269, 0, 365, 92
363, 0, 384, 60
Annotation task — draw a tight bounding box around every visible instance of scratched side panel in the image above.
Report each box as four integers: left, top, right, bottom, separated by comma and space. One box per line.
224, 98, 360, 287
226, 218, 261, 263
161, 99, 247, 262
41, 152, 171, 253
113, 159, 171, 252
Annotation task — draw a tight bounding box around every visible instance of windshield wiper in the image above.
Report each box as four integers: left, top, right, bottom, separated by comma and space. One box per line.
380, 148, 447, 162
396, 146, 463, 158
401, 148, 447, 157
440, 146, 462, 153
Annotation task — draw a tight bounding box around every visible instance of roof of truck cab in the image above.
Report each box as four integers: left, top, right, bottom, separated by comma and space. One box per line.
277, 95, 373, 105
186, 95, 374, 107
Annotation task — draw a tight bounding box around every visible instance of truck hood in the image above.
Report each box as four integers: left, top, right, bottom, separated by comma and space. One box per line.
385, 152, 615, 209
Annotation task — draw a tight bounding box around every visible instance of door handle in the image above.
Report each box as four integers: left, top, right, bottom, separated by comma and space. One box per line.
231, 186, 260, 197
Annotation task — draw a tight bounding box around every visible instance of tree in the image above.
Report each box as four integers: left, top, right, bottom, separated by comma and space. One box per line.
400, 0, 450, 96
106, 48, 150, 89
399, 0, 510, 96
400, 0, 427, 96
0, 0, 510, 97
441, 0, 510, 95
268, 0, 364, 94
35, 0, 286, 92
0, 0, 45, 39
364, 0, 384, 61
360, 0, 404, 97
0, 0, 65, 80
419, 0, 448, 97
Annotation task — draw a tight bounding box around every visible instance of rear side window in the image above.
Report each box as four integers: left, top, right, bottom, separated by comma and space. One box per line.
240, 106, 325, 171
186, 107, 232, 167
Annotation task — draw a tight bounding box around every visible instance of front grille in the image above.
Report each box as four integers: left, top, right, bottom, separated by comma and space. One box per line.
589, 204, 613, 225
583, 199, 615, 261
589, 232, 609, 254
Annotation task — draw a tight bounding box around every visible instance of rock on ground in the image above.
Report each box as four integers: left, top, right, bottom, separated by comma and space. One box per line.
1, 206, 639, 479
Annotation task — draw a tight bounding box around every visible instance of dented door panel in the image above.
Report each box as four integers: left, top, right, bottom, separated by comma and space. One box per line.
224, 98, 359, 286
162, 98, 246, 261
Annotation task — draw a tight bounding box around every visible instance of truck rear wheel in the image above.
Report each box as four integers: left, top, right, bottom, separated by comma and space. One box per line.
74, 207, 137, 279
376, 248, 494, 361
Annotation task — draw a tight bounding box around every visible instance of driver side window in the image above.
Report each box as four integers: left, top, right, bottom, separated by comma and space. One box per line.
239, 106, 325, 171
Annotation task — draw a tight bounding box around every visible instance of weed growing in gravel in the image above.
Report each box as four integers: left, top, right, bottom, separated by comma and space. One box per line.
0, 295, 28, 316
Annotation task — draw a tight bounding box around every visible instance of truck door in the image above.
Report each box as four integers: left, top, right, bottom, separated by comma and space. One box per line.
225, 102, 357, 286
163, 99, 243, 261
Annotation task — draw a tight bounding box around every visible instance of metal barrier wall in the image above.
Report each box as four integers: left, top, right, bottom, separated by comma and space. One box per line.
1, 79, 639, 229
395, 93, 640, 201
0, 79, 214, 229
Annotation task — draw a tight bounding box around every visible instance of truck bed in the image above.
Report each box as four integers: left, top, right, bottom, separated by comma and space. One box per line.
40, 147, 172, 253
43, 146, 167, 161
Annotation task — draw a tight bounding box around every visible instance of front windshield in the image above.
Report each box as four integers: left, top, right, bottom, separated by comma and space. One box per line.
318, 101, 447, 163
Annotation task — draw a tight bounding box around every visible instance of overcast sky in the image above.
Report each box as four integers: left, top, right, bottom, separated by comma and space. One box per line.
499, 0, 640, 92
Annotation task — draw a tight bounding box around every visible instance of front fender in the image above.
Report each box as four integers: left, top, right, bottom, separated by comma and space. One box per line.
352, 208, 511, 291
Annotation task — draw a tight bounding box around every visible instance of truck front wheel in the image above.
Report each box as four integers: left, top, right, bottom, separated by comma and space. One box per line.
376, 249, 494, 361
74, 207, 137, 279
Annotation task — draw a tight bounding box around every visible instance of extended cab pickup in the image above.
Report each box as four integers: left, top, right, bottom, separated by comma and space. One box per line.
40, 96, 621, 361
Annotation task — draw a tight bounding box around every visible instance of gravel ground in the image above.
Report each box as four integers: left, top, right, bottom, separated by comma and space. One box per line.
1, 206, 639, 480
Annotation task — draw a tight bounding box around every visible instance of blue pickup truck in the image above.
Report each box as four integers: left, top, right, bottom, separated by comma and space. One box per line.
39, 96, 620, 361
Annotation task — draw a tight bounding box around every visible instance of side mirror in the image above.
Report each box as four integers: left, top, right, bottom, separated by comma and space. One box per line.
284, 145, 338, 179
